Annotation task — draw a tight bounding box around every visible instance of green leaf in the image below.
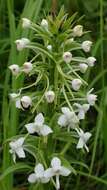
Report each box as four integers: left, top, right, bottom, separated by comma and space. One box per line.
70, 160, 89, 171
0, 163, 32, 181
53, 131, 77, 143
64, 41, 81, 52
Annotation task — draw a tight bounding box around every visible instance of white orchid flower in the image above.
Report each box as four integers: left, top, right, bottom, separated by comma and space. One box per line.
87, 57, 96, 67
45, 157, 71, 190
28, 163, 50, 184
47, 45, 52, 51
58, 107, 79, 130
81, 41, 92, 52
76, 128, 92, 152
71, 79, 82, 91
15, 38, 30, 51
22, 18, 31, 28
65, 38, 74, 45
21, 96, 32, 108
63, 52, 72, 63
79, 63, 88, 73
9, 137, 25, 162
22, 62, 33, 74
45, 90, 55, 103
41, 19, 48, 30
73, 25, 83, 37
87, 89, 97, 106
15, 96, 32, 110
9, 64, 20, 76
25, 113, 53, 136
74, 103, 90, 120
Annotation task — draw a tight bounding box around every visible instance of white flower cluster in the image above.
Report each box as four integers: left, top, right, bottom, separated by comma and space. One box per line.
8, 16, 97, 190
10, 93, 32, 110
28, 157, 71, 190
9, 61, 33, 75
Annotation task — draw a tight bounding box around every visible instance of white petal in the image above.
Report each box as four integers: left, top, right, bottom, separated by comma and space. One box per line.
34, 164, 44, 177
25, 123, 36, 134
76, 138, 84, 149
60, 166, 71, 176
9, 93, 20, 100
12, 153, 16, 163
61, 107, 70, 115
9, 137, 25, 150
9, 141, 16, 149
28, 173, 37, 183
84, 144, 89, 152
44, 168, 54, 178
41, 177, 50, 183
40, 125, 53, 136
82, 104, 90, 112
51, 157, 61, 171
78, 110, 85, 120
73, 103, 82, 109
84, 132, 92, 142
16, 147, 25, 158
34, 113, 44, 125
75, 128, 83, 136
58, 115, 68, 127
16, 99, 21, 108
69, 112, 79, 124
16, 137, 25, 146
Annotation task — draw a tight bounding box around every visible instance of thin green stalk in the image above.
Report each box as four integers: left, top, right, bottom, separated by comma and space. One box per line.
100, 0, 104, 89
2, 1, 16, 189
89, 105, 103, 174
77, 170, 107, 186
54, 64, 59, 107
88, 0, 104, 177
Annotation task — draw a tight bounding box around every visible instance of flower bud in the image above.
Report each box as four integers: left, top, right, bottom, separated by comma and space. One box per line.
73, 25, 83, 37
71, 79, 82, 91
81, 41, 92, 52
47, 45, 52, 51
9, 64, 20, 76
45, 90, 55, 103
87, 57, 96, 67
41, 19, 48, 30
65, 38, 74, 45
23, 62, 33, 74
87, 94, 97, 105
79, 63, 88, 73
22, 18, 31, 28
63, 52, 72, 63
21, 96, 32, 108
15, 38, 30, 51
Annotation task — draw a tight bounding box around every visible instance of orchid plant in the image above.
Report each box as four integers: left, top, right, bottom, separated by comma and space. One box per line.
8, 7, 97, 190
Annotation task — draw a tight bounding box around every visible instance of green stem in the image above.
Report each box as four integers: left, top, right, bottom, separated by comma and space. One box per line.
89, 105, 103, 174
54, 64, 59, 107
60, 142, 71, 155
100, 0, 104, 89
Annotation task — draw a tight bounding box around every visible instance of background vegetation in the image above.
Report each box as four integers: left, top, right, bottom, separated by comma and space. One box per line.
0, 0, 107, 189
